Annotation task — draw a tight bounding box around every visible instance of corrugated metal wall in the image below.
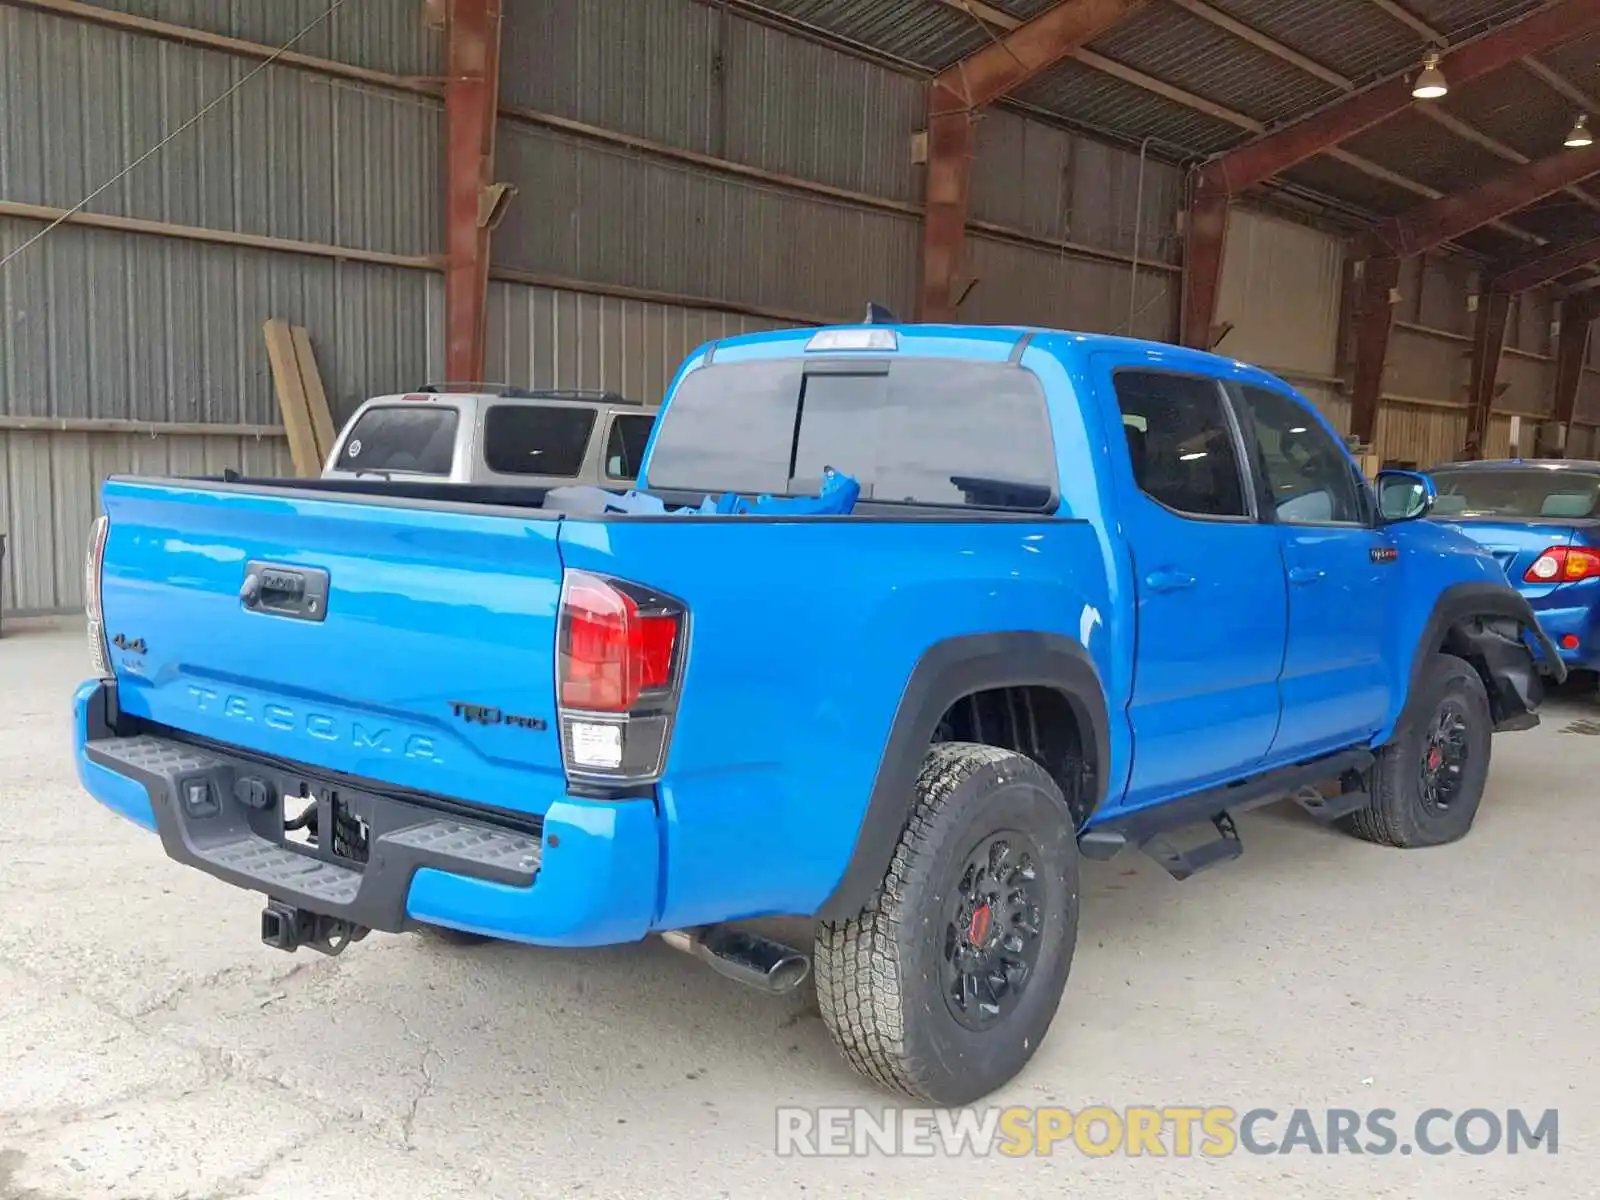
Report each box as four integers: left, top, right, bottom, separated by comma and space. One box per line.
2, 0, 1191, 616
489, 0, 1183, 342
0, 2, 442, 615
1380, 254, 1572, 464
1209, 209, 1600, 465
0, 218, 443, 425
1212, 206, 1344, 424
0, 430, 293, 612
483, 282, 785, 405
46, 0, 1600, 612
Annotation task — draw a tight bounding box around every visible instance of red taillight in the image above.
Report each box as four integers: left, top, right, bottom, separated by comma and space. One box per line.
1524, 546, 1600, 583
85, 515, 112, 676
558, 571, 681, 712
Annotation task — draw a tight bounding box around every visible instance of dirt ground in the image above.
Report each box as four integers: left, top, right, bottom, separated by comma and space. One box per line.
3, 618, 1594, 1198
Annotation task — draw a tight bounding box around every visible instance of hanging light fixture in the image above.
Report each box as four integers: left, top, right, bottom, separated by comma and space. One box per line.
1412, 49, 1448, 100
1565, 113, 1593, 148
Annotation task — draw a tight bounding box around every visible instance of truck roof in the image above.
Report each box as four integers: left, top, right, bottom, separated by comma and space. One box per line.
695, 323, 1298, 393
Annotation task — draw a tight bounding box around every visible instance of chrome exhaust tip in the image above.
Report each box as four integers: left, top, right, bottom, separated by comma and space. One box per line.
662, 925, 810, 993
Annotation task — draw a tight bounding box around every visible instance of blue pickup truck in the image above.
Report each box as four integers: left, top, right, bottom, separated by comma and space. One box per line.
73, 323, 1561, 1104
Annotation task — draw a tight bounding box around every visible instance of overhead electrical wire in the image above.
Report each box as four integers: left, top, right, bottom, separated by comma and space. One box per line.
0, 0, 353, 274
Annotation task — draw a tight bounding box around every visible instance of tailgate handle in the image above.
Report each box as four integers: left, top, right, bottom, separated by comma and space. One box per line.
241, 561, 329, 622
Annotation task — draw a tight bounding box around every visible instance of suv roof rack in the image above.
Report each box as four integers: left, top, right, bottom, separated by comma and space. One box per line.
415, 383, 640, 404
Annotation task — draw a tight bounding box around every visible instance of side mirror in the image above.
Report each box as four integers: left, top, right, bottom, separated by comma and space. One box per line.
1377, 469, 1436, 523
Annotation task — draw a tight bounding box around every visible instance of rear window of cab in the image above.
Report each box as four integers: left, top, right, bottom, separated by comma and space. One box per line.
645, 358, 1058, 511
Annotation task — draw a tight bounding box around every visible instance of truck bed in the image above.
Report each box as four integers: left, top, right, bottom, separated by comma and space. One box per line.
192, 473, 1057, 521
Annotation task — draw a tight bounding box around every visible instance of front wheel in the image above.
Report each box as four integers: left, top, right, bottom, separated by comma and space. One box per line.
814, 742, 1080, 1106
1344, 652, 1493, 848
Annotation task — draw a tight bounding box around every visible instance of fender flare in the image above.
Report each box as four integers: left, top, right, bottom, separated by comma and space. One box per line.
1399, 582, 1564, 735
812, 631, 1110, 922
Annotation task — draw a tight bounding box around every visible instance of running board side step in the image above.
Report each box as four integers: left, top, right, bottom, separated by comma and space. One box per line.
1075, 748, 1374, 881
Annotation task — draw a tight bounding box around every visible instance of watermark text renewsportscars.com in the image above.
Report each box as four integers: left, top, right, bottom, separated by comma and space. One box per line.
775, 1106, 1559, 1158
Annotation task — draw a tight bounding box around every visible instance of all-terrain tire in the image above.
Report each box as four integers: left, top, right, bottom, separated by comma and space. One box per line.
814, 742, 1080, 1106
1344, 652, 1493, 848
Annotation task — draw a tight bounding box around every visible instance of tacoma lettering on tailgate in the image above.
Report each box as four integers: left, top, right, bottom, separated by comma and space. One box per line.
185, 685, 442, 762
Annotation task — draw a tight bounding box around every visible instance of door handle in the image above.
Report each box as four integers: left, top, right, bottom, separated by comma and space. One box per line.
1145, 570, 1196, 593
1288, 566, 1326, 586
241, 561, 330, 622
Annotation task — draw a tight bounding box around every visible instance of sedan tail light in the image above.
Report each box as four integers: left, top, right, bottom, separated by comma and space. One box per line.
1524, 546, 1600, 583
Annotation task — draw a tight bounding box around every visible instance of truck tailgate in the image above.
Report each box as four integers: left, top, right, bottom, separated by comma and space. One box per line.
97, 479, 567, 817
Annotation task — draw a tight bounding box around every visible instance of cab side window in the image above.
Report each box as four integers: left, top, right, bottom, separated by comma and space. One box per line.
1236, 386, 1362, 525
1112, 370, 1250, 519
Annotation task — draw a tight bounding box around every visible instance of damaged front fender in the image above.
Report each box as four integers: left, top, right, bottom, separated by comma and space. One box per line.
1399, 583, 1566, 740
1444, 615, 1551, 732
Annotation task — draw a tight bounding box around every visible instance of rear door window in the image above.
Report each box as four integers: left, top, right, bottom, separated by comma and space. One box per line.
603, 413, 657, 481
1111, 370, 1250, 519
338, 405, 459, 475
483, 404, 597, 477
645, 358, 1057, 510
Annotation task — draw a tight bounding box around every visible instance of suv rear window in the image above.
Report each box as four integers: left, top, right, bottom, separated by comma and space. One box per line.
645, 358, 1057, 510
483, 405, 597, 477
339, 405, 459, 475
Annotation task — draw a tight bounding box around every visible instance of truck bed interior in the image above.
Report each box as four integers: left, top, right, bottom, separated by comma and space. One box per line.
186, 474, 1055, 521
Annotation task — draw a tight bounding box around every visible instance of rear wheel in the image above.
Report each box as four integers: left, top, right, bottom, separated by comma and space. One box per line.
814, 742, 1079, 1105
1345, 652, 1492, 848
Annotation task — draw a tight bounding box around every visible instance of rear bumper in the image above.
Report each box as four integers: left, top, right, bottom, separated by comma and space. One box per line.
1528, 602, 1600, 670
71, 681, 660, 947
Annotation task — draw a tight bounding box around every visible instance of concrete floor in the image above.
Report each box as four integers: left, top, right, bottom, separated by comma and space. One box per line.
2, 620, 1595, 1198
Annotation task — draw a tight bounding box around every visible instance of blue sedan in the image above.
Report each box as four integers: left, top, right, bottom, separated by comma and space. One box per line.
1425, 458, 1600, 672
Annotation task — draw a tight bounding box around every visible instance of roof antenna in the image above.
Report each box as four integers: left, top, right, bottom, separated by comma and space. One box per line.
863, 301, 898, 325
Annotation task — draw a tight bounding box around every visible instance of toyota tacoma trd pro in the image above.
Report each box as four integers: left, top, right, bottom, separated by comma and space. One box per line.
73, 322, 1561, 1104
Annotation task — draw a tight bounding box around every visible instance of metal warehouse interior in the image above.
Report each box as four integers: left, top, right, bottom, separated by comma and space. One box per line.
2, 0, 1600, 616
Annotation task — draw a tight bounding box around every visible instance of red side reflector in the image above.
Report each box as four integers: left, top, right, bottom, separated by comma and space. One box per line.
558, 571, 680, 712
1524, 546, 1600, 583
1561, 634, 1580, 650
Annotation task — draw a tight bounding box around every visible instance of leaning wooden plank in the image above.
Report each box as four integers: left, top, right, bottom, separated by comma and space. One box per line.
290, 325, 338, 464
262, 318, 321, 477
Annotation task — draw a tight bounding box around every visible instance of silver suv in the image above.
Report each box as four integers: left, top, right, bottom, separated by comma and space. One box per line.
322, 386, 657, 487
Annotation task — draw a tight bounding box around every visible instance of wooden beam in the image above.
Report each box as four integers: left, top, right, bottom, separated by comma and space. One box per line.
1490, 234, 1600, 294
1196, 0, 1600, 197
1180, 192, 1230, 348
1417, 108, 1600, 214
263, 319, 321, 478
1521, 56, 1600, 114
1465, 290, 1512, 449
1349, 255, 1402, 445
443, 0, 504, 381
1364, 147, 1600, 258
290, 326, 337, 463
919, 0, 1149, 320
1362, 0, 1600, 116
1552, 292, 1600, 450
